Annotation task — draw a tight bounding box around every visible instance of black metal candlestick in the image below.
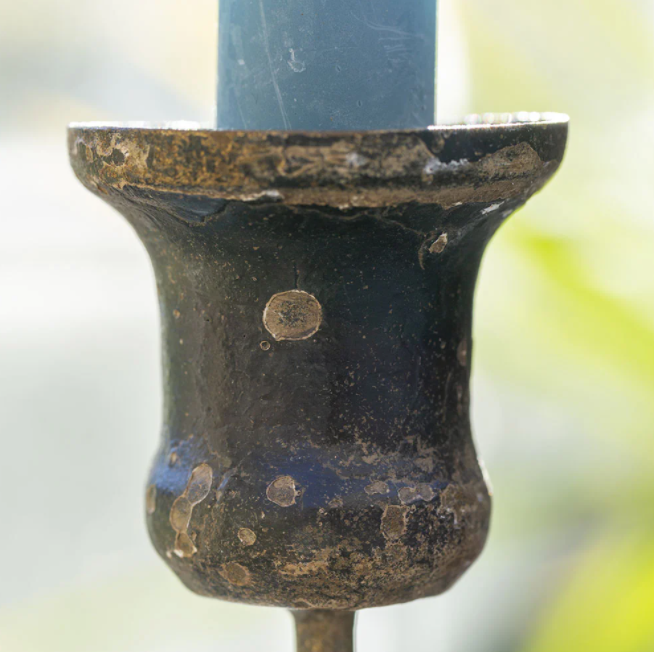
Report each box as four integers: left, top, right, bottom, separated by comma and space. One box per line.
69, 115, 567, 651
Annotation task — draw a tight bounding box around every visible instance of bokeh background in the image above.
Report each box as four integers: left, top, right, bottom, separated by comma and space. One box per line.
1, 0, 653, 650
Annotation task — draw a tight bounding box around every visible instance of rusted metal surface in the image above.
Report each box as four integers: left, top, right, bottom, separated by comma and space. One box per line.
68, 116, 567, 613
293, 610, 355, 652
68, 115, 568, 209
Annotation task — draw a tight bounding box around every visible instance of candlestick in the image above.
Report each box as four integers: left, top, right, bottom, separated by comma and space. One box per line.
217, 0, 438, 130
69, 4, 568, 651
69, 116, 568, 648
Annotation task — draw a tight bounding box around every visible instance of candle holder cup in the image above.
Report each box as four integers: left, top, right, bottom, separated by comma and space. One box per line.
69, 114, 568, 651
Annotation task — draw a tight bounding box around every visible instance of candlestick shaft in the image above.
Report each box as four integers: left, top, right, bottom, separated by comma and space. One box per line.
217, 0, 437, 130
293, 611, 355, 652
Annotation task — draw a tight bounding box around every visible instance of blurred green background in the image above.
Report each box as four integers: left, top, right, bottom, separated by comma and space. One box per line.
1, 0, 653, 650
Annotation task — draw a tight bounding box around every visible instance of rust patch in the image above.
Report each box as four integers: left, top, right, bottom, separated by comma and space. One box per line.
478, 141, 542, 178
238, 528, 257, 546
170, 463, 213, 558
263, 290, 322, 341
429, 234, 448, 254
68, 118, 567, 210
267, 476, 298, 507
220, 562, 251, 586
381, 505, 408, 541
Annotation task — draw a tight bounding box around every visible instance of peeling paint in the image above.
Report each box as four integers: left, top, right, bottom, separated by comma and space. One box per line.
238, 528, 257, 546
399, 484, 436, 505
220, 562, 251, 586
365, 480, 390, 496
170, 463, 213, 558
267, 476, 298, 507
263, 291, 322, 341
429, 233, 448, 254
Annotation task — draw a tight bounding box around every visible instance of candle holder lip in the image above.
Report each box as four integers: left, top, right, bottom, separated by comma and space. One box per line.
67, 112, 569, 133
68, 114, 568, 211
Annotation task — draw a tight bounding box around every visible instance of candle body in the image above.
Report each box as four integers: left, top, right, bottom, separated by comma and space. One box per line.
217, 0, 437, 131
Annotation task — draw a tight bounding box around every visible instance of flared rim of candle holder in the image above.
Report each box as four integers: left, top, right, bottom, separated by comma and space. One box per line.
68, 113, 568, 211
68, 112, 568, 132
67, 112, 569, 611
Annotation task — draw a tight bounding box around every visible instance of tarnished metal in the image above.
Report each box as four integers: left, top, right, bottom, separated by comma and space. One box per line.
68, 114, 567, 634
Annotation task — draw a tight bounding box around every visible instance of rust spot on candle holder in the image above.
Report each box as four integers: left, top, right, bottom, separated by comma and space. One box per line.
267, 476, 299, 507
263, 291, 322, 342
170, 464, 213, 558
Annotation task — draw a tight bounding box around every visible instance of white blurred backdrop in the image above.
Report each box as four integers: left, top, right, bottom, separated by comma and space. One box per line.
2, 1, 654, 651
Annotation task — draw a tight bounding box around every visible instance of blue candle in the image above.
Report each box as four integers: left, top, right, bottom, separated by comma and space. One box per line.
217, 0, 438, 131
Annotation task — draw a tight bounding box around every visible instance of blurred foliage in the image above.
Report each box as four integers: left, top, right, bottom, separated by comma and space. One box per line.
463, 0, 654, 650
0, 0, 653, 650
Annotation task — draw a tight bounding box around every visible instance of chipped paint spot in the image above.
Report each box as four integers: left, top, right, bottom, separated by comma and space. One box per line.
423, 157, 469, 175
429, 233, 448, 254
263, 290, 322, 341
346, 152, 369, 168
365, 480, 390, 496
238, 528, 257, 546
457, 339, 468, 367
381, 505, 408, 541
146, 484, 157, 515
170, 463, 213, 558
220, 562, 251, 586
267, 475, 298, 507
399, 484, 435, 505
241, 190, 283, 203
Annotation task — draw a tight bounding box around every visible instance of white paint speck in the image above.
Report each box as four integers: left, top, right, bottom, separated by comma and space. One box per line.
482, 203, 504, 215
346, 152, 369, 168
423, 157, 469, 175
241, 190, 283, 203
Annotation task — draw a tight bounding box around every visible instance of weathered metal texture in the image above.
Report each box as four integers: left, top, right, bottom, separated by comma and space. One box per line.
68, 115, 568, 611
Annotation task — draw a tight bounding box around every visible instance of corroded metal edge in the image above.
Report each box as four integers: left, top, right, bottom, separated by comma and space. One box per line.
68, 114, 568, 209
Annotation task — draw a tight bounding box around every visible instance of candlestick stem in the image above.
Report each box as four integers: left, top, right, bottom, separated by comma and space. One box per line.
293, 610, 356, 652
